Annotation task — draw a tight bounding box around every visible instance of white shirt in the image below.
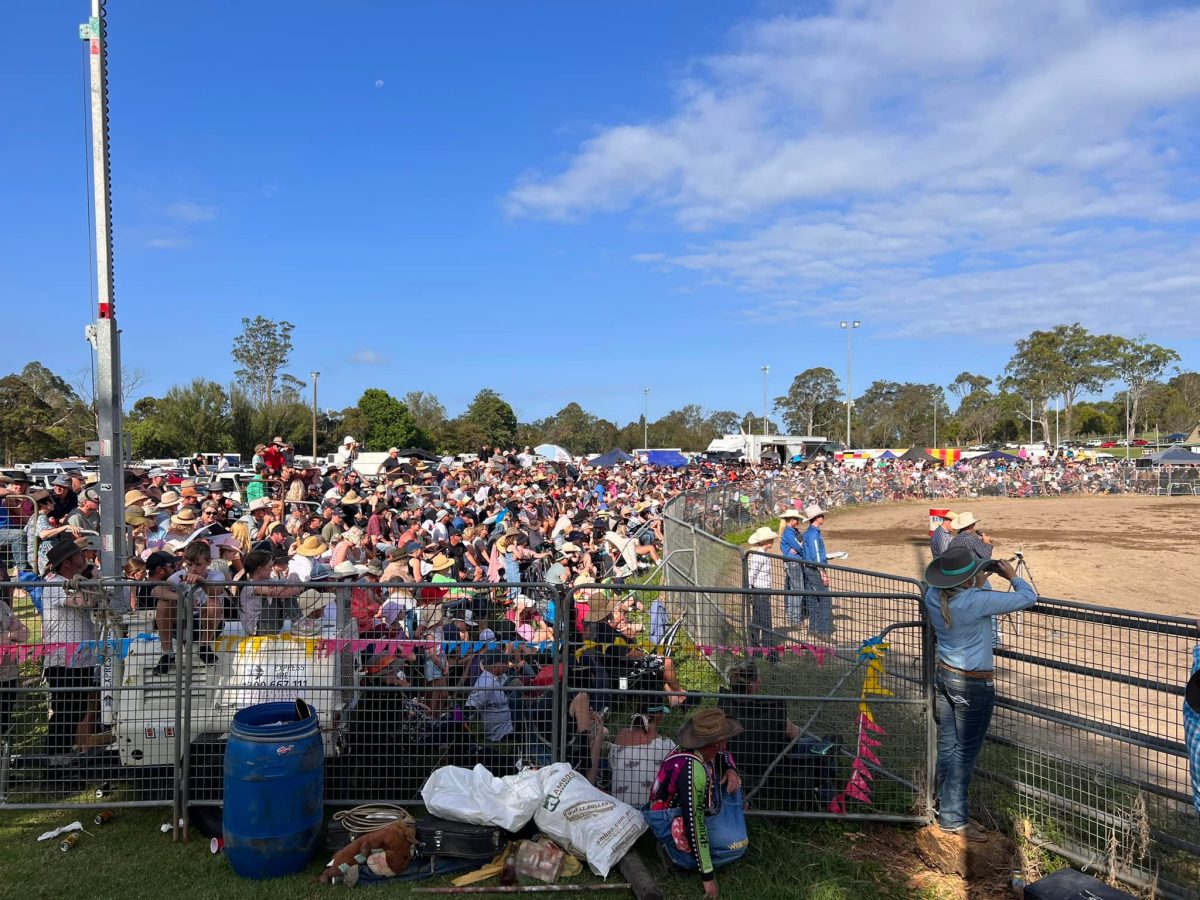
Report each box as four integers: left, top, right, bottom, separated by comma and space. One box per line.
289, 554, 314, 582
467, 670, 513, 741
41, 574, 98, 669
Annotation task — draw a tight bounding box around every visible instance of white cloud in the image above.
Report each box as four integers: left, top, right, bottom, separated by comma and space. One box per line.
349, 348, 387, 365
167, 201, 219, 222
147, 237, 192, 249
505, 1, 1200, 340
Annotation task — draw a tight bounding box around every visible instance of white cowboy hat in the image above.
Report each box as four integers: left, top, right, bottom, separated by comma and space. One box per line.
951, 511, 979, 530
803, 504, 826, 521
778, 508, 803, 521
747, 526, 777, 545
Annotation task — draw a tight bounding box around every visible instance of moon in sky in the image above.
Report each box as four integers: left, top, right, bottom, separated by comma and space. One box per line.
374, 80, 385, 88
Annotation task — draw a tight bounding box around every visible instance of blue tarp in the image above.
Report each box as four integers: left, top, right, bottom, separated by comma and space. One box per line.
877, 450, 898, 459
1150, 447, 1200, 465
976, 450, 1021, 460
587, 448, 635, 467
645, 450, 688, 468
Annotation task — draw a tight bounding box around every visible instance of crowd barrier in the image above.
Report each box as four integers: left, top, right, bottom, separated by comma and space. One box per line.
663, 476, 1200, 898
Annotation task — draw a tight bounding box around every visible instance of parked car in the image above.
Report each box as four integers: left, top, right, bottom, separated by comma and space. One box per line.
1085, 439, 1102, 447
1132, 439, 1149, 446
1100, 441, 1117, 448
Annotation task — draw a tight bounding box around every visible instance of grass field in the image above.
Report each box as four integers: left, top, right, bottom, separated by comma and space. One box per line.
0, 804, 955, 900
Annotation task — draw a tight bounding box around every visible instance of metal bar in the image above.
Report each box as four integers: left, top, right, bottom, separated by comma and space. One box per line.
995, 695, 1188, 757
996, 647, 1187, 697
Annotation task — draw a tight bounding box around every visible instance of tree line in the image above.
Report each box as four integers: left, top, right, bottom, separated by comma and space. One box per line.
1, 320, 1197, 465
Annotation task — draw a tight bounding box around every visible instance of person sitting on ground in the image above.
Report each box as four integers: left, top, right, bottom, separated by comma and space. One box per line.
645, 708, 747, 899
609, 701, 674, 808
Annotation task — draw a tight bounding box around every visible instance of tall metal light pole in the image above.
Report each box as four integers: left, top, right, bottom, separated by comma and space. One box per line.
81, 1, 124, 578
310, 372, 320, 463
933, 398, 938, 449
642, 387, 649, 449
761, 366, 769, 437
840, 320, 859, 447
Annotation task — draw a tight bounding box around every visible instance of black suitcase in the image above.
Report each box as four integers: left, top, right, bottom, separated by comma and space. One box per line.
1025, 868, 1136, 899
414, 815, 508, 861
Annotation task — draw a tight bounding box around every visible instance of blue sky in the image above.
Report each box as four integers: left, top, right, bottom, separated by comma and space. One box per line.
4, 1, 1200, 426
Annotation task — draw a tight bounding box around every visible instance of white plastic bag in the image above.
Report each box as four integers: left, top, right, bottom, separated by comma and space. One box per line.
420, 764, 543, 832
533, 763, 647, 877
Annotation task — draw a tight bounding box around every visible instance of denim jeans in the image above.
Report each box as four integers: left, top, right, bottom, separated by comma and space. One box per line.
933, 667, 995, 829
784, 560, 805, 625
0, 529, 28, 575
803, 568, 833, 638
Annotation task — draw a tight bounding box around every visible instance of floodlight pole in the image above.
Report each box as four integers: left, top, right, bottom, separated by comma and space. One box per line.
81, 0, 125, 579
761, 366, 769, 438
310, 372, 320, 463
642, 387, 649, 450
840, 320, 859, 448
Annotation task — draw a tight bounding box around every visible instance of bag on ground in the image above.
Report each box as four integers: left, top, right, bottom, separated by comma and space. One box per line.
533, 763, 647, 877
421, 764, 542, 832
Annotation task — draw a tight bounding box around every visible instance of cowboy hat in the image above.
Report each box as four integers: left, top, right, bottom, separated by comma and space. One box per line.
778, 508, 803, 521
248, 497, 273, 512
332, 560, 359, 578
1187, 668, 1200, 716
747, 526, 777, 546
924, 546, 990, 589
804, 504, 826, 521
124, 489, 150, 506
171, 509, 199, 527
341, 490, 364, 505
210, 534, 243, 553
156, 491, 182, 509
675, 708, 744, 750
951, 511, 979, 530
125, 508, 152, 527
46, 538, 85, 571
296, 536, 329, 557
309, 562, 334, 581
429, 553, 455, 573
296, 588, 334, 617
560, 541, 582, 554
583, 594, 617, 623
271, 436, 285, 445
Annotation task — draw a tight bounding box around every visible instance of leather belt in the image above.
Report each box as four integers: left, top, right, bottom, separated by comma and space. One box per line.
938, 661, 994, 680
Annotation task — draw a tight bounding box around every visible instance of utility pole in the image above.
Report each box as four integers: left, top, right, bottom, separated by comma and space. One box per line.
761, 366, 769, 438
81, 1, 124, 579
933, 398, 938, 449
1029, 398, 1034, 444
840, 320, 859, 447
310, 372, 320, 463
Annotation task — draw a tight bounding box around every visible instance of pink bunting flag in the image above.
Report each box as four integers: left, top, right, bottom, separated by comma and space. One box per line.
859, 745, 881, 766
859, 734, 882, 748
850, 758, 874, 780
828, 794, 846, 814
845, 782, 871, 803
859, 713, 887, 735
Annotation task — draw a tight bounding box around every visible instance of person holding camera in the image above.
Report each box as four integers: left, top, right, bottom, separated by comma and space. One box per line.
924, 548, 1037, 841
947, 511, 1006, 647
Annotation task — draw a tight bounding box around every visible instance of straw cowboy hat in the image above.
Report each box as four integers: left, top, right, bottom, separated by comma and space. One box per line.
341, 490, 364, 505
248, 497, 273, 512
804, 504, 826, 521
125, 489, 150, 506
675, 708, 744, 750
950, 511, 979, 530
156, 491, 182, 509
429, 553, 455, 573
924, 546, 990, 589
296, 536, 329, 557
778, 508, 803, 521
747, 526, 777, 546
297, 589, 334, 617
171, 509, 198, 528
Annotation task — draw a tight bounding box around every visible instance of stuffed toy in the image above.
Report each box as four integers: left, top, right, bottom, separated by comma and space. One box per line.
319, 820, 417, 886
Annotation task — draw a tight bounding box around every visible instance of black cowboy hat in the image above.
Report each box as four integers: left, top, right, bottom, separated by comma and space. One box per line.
46, 538, 85, 571
1187, 668, 1200, 716
924, 546, 989, 589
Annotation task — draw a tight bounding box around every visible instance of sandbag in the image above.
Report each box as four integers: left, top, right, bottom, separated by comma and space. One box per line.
421, 764, 542, 832
533, 763, 647, 877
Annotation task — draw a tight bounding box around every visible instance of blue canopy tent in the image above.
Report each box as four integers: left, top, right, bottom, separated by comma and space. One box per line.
645, 450, 688, 468
586, 448, 635, 468
1150, 447, 1200, 465
876, 450, 898, 459
976, 450, 1021, 461
1165, 433, 1187, 443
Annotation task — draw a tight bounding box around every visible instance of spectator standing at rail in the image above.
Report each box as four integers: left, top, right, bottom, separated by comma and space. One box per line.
800, 505, 833, 639
924, 548, 1036, 842
745, 527, 778, 656
929, 511, 956, 557
946, 511, 1002, 647
777, 508, 805, 627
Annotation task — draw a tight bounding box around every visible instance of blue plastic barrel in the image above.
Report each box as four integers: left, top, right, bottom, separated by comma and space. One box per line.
223, 701, 324, 879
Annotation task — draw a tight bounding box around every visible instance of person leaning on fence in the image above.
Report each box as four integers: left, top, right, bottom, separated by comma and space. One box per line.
924, 547, 1037, 842
946, 511, 1004, 649
645, 707, 748, 899
799, 505, 833, 639
745, 527, 778, 656
777, 508, 806, 627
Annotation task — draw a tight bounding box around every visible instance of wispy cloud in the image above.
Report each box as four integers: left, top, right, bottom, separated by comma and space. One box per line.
349, 348, 387, 365
167, 201, 219, 222
506, 1, 1200, 340
147, 236, 193, 249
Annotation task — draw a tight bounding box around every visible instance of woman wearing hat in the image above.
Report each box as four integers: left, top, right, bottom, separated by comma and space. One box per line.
924, 547, 1037, 841
645, 708, 748, 897
776, 508, 806, 627
745, 527, 778, 654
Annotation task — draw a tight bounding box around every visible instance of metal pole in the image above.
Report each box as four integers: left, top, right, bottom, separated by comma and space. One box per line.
841, 320, 859, 447
310, 371, 319, 463
933, 398, 937, 448
1029, 398, 1034, 444
1055, 398, 1060, 448
642, 387, 648, 450
82, 1, 124, 579
761, 365, 769, 437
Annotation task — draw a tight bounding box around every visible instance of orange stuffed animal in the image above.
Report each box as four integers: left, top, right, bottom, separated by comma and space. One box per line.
319, 820, 417, 886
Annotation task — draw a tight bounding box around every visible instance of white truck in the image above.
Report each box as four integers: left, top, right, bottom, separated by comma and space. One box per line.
705, 433, 829, 463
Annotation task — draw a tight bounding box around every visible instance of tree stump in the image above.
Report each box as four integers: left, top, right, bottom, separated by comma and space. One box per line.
914, 824, 1012, 880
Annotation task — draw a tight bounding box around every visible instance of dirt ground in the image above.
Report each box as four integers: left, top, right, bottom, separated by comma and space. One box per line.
821, 495, 1200, 618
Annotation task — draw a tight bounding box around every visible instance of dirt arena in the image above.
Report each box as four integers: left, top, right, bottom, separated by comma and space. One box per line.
820, 495, 1200, 618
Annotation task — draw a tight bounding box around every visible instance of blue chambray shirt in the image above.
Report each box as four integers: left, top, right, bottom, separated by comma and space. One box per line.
1186, 645, 1200, 815
924, 578, 1037, 672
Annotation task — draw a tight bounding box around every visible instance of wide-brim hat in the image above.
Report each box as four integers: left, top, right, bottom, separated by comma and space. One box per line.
951, 511, 979, 530
560, 542, 582, 554
675, 708, 744, 750
125, 509, 152, 527
271, 436, 285, 445
583, 594, 617, 623
341, 491, 363, 505
125, 489, 150, 505
924, 547, 989, 589
296, 536, 329, 557
157, 491, 182, 509
46, 538, 84, 570
429, 553, 454, 573
1186, 668, 1200, 716
6, 471, 30, 485
747, 526, 777, 546
778, 508, 803, 521
297, 589, 334, 617
171, 509, 198, 527
804, 504, 826, 521
248, 497, 272, 512
332, 560, 359, 578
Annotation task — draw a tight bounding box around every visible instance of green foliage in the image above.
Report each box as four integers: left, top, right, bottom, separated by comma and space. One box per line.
355, 388, 431, 451
1106, 335, 1180, 434
529, 402, 619, 454
852, 381, 947, 447
457, 388, 518, 449
228, 388, 310, 459
1003, 323, 1113, 439
402, 391, 448, 450
0, 364, 92, 464
774, 366, 843, 436
230, 316, 306, 405
154, 379, 232, 455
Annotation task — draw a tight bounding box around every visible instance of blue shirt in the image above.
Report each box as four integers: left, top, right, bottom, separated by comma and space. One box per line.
924, 578, 1037, 672
779, 525, 803, 558
801, 525, 826, 565
1186, 645, 1200, 815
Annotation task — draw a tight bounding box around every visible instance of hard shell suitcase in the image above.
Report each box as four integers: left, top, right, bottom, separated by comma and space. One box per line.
415, 815, 508, 860
1024, 868, 1136, 899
